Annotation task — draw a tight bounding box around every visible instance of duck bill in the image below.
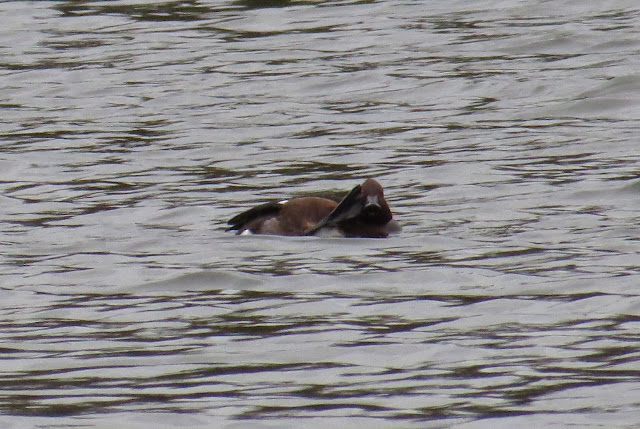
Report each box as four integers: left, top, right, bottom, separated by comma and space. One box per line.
364, 195, 381, 209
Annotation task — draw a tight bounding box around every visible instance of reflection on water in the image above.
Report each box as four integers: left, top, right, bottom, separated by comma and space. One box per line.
1, 0, 639, 427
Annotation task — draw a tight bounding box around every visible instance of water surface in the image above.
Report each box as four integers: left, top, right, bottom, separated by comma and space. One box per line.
1, 0, 639, 427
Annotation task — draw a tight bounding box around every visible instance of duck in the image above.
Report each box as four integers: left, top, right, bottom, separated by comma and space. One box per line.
227, 179, 400, 238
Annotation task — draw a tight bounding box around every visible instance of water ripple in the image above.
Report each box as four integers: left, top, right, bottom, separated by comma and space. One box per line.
1, 0, 639, 426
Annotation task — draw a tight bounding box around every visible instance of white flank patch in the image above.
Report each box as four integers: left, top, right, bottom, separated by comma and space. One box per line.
240, 229, 253, 236
313, 228, 345, 238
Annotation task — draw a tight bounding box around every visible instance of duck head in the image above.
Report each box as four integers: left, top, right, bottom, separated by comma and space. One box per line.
358, 179, 393, 224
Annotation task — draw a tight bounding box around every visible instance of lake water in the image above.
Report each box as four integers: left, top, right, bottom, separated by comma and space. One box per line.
1, 0, 640, 427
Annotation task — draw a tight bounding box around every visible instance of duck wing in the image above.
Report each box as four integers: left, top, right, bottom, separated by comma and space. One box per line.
304, 184, 363, 235
226, 201, 282, 232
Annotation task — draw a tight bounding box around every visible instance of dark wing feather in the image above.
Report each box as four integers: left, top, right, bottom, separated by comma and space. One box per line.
304, 184, 363, 235
227, 201, 282, 231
